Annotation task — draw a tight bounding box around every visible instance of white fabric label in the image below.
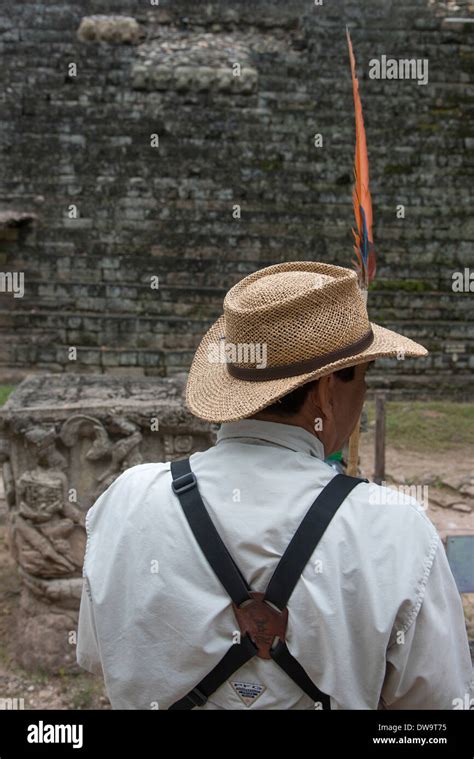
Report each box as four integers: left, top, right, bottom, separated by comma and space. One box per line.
230, 680, 266, 707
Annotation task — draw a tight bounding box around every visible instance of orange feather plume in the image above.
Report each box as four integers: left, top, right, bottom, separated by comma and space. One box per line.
346, 28, 376, 289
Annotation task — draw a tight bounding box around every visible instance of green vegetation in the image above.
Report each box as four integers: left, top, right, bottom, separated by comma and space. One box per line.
430, 106, 462, 117
66, 675, 108, 710
366, 401, 474, 452
0, 385, 15, 406
257, 156, 283, 173
30, 669, 51, 686
70, 683, 95, 710
383, 164, 414, 175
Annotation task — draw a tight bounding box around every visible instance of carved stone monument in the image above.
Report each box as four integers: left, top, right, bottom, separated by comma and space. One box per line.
0, 374, 214, 673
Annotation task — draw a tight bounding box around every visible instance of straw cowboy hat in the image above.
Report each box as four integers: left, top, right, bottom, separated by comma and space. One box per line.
186, 261, 428, 423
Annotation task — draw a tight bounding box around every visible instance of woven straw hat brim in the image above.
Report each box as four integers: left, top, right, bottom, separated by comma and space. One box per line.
186, 315, 428, 423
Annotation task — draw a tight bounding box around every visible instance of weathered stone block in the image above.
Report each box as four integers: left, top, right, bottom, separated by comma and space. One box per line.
77, 15, 141, 45
0, 374, 213, 673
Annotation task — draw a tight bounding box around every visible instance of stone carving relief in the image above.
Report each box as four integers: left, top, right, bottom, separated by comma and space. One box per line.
8, 414, 144, 578
59, 414, 143, 498
0, 375, 214, 672
24, 423, 68, 470
12, 467, 83, 577
162, 433, 194, 460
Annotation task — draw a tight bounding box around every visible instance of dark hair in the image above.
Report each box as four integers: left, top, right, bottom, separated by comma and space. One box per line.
263, 365, 356, 416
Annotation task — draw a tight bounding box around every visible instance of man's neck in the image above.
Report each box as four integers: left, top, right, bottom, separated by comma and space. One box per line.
250, 411, 321, 443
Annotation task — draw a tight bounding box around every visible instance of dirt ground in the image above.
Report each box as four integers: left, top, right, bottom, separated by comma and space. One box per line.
359, 433, 474, 542
0, 432, 472, 710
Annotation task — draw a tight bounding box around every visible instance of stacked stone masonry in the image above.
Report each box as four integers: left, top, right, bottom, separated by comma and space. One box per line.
0, 0, 473, 397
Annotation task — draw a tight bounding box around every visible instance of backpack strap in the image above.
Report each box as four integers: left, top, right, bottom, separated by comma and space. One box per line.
168, 457, 367, 710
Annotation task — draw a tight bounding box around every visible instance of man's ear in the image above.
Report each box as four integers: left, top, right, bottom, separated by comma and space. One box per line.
312, 374, 335, 420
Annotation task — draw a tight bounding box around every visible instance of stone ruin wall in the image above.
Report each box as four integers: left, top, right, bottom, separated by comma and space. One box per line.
0, 0, 473, 398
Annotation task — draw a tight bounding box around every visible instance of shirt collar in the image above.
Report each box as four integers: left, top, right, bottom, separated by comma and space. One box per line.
215, 419, 325, 460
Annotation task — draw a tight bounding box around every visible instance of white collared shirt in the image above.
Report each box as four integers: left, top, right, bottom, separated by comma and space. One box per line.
77, 419, 473, 710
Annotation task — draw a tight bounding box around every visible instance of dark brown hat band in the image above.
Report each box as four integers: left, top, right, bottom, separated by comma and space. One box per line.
226, 327, 374, 381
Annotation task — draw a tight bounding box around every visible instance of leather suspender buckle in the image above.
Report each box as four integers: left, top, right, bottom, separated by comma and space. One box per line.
172, 472, 197, 495
232, 591, 289, 660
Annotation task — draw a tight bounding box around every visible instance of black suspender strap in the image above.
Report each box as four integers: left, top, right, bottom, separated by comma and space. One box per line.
168, 457, 367, 710
270, 639, 331, 709
266, 471, 365, 710
170, 458, 252, 607
169, 458, 256, 710
169, 634, 258, 710
264, 473, 366, 609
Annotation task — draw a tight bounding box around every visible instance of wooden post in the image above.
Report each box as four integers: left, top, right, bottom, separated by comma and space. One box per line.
374, 393, 386, 485
347, 415, 361, 476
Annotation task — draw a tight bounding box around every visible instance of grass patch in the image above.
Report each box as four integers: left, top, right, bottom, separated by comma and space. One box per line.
67, 675, 108, 710
366, 401, 474, 453
70, 683, 95, 710
462, 595, 474, 642
29, 669, 51, 687
0, 385, 15, 406
0, 642, 12, 667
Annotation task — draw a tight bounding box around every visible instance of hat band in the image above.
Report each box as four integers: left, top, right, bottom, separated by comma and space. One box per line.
226, 327, 374, 381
